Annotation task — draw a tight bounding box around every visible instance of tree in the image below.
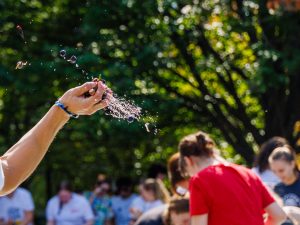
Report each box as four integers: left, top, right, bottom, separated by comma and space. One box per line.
81, 0, 300, 164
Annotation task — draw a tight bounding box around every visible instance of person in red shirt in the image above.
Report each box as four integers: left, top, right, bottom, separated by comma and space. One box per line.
178, 131, 286, 225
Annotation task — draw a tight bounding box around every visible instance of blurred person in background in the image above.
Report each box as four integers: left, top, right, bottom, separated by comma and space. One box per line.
86, 179, 113, 225
269, 145, 300, 225
46, 180, 94, 225
135, 196, 190, 225
269, 145, 300, 207
179, 131, 286, 225
165, 197, 190, 225
0, 187, 34, 225
111, 177, 138, 225
130, 179, 170, 222
167, 153, 189, 196
252, 137, 289, 189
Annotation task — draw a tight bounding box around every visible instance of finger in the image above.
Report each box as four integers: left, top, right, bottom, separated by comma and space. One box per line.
106, 88, 113, 95
88, 100, 109, 115
88, 99, 110, 115
88, 88, 96, 96
91, 82, 107, 103
90, 93, 112, 113
73, 82, 97, 96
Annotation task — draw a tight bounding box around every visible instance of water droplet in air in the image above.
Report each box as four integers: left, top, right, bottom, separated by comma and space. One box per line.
67, 55, 77, 64
16, 25, 24, 40
145, 123, 150, 132
59, 49, 66, 58
127, 116, 135, 123
15, 61, 27, 69
76, 64, 79, 68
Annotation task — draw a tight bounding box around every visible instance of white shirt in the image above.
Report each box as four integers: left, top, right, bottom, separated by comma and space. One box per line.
0, 188, 34, 225
131, 196, 163, 214
0, 160, 4, 191
252, 167, 281, 189
46, 193, 94, 225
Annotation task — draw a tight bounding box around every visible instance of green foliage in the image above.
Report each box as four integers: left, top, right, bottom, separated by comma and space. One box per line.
1, 0, 300, 221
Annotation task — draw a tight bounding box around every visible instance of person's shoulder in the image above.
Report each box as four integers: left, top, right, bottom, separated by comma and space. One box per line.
16, 187, 31, 195
133, 195, 145, 203
47, 195, 59, 206
192, 163, 231, 180
73, 193, 90, 204
251, 166, 259, 175
73, 193, 83, 199
129, 193, 139, 202
46, 196, 59, 210
15, 187, 33, 198
295, 176, 300, 185
225, 163, 258, 176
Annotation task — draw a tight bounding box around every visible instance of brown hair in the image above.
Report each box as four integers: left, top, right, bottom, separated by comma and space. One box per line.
178, 131, 215, 176
167, 153, 186, 193
269, 145, 299, 174
164, 197, 189, 225
254, 136, 289, 173
269, 145, 296, 163
142, 178, 170, 203
57, 180, 73, 193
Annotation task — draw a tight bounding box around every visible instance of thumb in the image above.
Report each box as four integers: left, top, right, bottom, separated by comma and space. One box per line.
72, 82, 97, 96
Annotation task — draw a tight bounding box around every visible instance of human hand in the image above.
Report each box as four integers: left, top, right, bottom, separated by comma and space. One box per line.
93, 187, 102, 195
59, 81, 112, 116
130, 208, 142, 219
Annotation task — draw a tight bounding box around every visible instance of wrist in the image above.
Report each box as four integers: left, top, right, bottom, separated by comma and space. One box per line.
52, 105, 70, 122
54, 100, 79, 119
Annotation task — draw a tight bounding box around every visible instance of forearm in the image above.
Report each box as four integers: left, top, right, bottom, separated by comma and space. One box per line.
283, 206, 300, 225
264, 217, 280, 225
264, 202, 287, 225
20, 212, 34, 225
0, 106, 69, 194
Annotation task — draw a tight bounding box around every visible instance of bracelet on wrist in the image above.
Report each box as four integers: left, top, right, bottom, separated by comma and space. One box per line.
54, 100, 79, 119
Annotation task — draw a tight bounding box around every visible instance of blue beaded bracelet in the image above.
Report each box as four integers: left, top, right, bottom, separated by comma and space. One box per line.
55, 101, 79, 118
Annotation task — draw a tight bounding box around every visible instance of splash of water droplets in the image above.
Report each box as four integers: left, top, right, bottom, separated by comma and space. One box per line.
106, 94, 141, 121
15, 61, 27, 69
57, 50, 143, 123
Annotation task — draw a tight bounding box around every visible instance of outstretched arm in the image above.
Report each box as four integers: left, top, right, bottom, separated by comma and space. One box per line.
0, 81, 110, 195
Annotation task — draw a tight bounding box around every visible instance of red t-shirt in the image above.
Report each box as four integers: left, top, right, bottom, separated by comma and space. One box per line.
189, 163, 274, 225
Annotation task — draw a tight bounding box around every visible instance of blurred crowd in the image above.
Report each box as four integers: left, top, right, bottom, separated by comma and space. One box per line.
1, 134, 300, 225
